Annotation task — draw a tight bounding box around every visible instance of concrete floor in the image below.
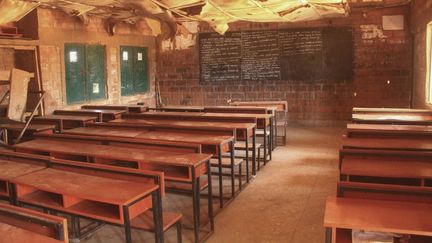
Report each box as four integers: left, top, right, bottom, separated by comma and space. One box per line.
82, 125, 344, 243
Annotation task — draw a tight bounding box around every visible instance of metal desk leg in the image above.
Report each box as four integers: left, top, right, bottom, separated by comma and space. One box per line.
263, 125, 268, 165
252, 127, 257, 176
217, 145, 224, 208
245, 131, 250, 183
152, 190, 164, 243
274, 114, 278, 148
325, 227, 332, 243
284, 111, 287, 145
230, 141, 235, 198
176, 221, 182, 243
269, 121, 273, 160
206, 160, 214, 231
192, 168, 200, 243
123, 206, 132, 243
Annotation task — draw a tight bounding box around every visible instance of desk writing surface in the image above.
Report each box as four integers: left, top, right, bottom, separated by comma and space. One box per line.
34, 115, 98, 122
203, 113, 272, 119
110, 118, 256, 131
0, 160, 45, 180
341, 156, 432, 179
156, 106, 204, 111
353, 107, 432, 114
135, 130, 233, 145
64, 127, 145, 138
347, 123, 432, 132
79, 109, 125, 115
343, 137, 432, 151
15, 139, 211, 167
0, 124, 55, 132
324, 196, 432, 236
12, 168, 157, 205
352, 113, 432, 122
0, 223, 62, 243
141, 111, 206, 117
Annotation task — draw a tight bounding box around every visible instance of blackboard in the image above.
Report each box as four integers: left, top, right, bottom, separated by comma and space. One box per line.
199, 27, 353, 82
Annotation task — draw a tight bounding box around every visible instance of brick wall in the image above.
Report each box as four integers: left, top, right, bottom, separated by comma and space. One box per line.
157, 5, 412, 124
411, 0, 432, 108
37, 8, 157, 113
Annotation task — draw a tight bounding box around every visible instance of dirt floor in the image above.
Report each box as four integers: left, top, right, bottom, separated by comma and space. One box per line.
82, 125, 344, 243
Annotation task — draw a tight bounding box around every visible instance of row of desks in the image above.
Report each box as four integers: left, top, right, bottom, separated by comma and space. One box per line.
0, 151, 171, 243
325, 107, 432, 243
9, 104, 280, 242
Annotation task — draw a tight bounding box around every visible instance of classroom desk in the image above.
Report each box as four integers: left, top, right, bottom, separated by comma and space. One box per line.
11, 168, 161, 243
149, 106, 205, 112
342, 136, 432, 151
63, 126, 235, 208
230, 101, 288, 145
346, 123, 432, 138
202, 112, 273, 162
204, 106, 279, 149
82, 105, 148, 113
352, 113, 432, 125
110, 118, 257, 181
14, 138, 213, 242
32, 115, 97, 132
324, 196, 432, 243
0, 203, 68, 243
0, 159, 46, 202
0, 123, 55, 144
54, 109, 125, 122
353, 107, 432, 115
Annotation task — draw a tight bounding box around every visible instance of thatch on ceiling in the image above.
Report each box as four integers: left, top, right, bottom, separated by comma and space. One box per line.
0, 0, 411, 37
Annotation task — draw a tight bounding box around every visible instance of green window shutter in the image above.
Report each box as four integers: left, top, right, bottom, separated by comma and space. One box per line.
120, 46, 134, 96
133, 47, 149, 93
65, 44, 86, 104
86, 45, 107, 101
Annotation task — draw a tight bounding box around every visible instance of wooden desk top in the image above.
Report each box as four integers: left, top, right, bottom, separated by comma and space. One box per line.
205, 105, 277, 112
135, 130, 234, 145
64, 127, 145, 138
0, 159, 45, 180
12, 168, 157, 205
110, 118, 256, 131
79, 109, 125, 115
347, 123, 432, 133
141, 111, 205, 117
353, 107, 432, 114
0, 223, 62, 243
202, 112, 272, 119
341, 155, 432, 179
15, 139, 211, 167
34, 115, 97, 122
343, 137, 432, 151
352, 113, 432, 124
153, 106, 204, 111
324, 196, 432, 236
230, 101, 288, 111
0, 124, 55, 132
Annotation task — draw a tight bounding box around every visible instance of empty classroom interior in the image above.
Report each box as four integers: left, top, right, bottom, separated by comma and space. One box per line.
0, 0, 432, 243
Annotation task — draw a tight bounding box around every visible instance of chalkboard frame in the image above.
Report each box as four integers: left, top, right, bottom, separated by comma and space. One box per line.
198, 26, 354, 83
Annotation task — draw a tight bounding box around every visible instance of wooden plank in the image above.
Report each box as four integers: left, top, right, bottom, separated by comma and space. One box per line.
0, 70, 10, 81
8, 69, 31, 121
324, 197, 432, 236
353, 107, 432, 115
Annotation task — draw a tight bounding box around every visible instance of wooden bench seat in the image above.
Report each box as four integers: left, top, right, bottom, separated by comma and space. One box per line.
324, 196, 432, 243
82, 105, 148, 113
11, 167, 163, 243
0, 203, 68, 242
210, 157, 243, 167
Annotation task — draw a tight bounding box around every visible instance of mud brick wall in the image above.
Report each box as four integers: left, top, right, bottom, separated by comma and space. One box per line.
157, 5, 413, 124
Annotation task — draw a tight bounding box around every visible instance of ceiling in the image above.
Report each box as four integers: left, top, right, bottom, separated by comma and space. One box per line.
0, 0, 411, 37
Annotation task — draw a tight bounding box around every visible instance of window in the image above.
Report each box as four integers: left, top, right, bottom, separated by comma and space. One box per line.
428, 22, 432, 103
120, 46, 149, 96
64, 44, 107, 104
